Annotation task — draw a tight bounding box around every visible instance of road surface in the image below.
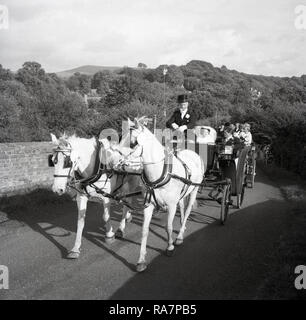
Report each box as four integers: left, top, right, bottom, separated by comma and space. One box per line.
0, 167, 290, 299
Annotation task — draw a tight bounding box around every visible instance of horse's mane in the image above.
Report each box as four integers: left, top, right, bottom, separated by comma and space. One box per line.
58, 133, 97, 153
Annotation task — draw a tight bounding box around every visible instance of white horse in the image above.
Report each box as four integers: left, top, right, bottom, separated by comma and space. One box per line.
50, 133, 142, 259
124, 117, 205, 272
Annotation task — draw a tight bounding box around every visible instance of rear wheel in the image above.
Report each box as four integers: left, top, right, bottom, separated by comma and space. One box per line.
250, 160, 256, 188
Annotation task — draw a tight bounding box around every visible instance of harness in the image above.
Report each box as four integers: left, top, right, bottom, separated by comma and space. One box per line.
140, 150, 192, 210
50, 138, 229, 211
50, 141, 142, 210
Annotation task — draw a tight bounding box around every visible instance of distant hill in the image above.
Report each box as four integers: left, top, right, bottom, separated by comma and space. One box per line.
56, 65, 122, 78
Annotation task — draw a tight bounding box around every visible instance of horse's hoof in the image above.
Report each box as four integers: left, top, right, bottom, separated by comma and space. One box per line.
166, 249, 174, 257
115, 229, 124, 239
175, 238, 183, 246
67, 251, 80, 259
126, 215, 133, 223
136, 263, 147, 272
105, 235, 115, 244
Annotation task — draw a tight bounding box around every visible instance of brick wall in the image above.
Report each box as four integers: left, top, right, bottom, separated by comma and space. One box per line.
0, 142, 54, 197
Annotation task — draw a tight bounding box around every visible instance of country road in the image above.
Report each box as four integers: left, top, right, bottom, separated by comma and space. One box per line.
0, 167, 290, 300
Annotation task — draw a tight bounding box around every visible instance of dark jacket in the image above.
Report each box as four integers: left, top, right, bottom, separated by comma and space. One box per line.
166, 109, 196, 130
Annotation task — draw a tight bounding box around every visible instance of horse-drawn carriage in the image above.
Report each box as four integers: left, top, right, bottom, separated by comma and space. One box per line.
170, 125, 253, 224
47, 119, 256, 272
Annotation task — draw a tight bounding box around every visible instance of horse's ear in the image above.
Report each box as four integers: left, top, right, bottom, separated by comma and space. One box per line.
136, 116, 149, 127
143, 116, 151, 126
127, 117, 135, 128
50, 133, 58, 145
134, 117, 142, 129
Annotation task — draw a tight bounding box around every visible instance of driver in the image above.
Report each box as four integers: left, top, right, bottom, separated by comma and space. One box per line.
166, 94, 196, 134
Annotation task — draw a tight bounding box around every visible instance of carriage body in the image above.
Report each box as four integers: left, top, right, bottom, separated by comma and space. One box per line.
194, 133, 250, 212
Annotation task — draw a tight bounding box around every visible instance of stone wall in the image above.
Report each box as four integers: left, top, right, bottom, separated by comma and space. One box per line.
0, 142, 53, 197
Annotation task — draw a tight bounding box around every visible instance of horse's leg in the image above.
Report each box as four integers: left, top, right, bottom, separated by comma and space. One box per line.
165, 203, 177, 256
67, 193, 88, 259
102, 197, 115, 243
179, 199, 185, 226
175, 187, 199, 246
136, 204, 154, 272
115, 205, 132, 239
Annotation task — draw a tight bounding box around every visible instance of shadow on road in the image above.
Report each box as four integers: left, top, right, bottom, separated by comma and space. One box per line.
109, 198, 289, 300
0, 189, 163, 271
0, 167, 290, 299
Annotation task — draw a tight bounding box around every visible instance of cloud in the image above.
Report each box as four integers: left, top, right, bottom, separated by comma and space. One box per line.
0, 0, 305, 76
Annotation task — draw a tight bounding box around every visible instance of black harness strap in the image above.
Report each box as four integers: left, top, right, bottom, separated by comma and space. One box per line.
77, 140, 106, 186
176, 155, 192, 200
71, 141, 143, 208
141, 151, 173, 210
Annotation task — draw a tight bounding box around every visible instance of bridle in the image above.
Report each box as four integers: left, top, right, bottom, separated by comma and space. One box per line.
126, 127, 165, 166
49, 144, 75, 180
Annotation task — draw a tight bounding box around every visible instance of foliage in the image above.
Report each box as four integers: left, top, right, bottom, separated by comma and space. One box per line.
1, 59, 306, 177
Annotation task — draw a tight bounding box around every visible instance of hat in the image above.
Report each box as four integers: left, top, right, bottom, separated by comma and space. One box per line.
177, 94, 188, 103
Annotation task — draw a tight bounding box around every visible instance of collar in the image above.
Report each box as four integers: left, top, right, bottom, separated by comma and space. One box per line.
141, 150, 173, 188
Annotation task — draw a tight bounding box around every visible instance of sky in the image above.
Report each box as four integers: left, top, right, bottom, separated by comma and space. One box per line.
0, 0, 305, 76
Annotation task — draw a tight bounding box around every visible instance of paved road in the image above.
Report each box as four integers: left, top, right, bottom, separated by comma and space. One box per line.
0, 167, 290, 300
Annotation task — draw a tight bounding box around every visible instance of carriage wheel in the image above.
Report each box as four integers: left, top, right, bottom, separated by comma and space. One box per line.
250, 160, 256, 188
220, 183, 231, 225
237, 183, 246, 208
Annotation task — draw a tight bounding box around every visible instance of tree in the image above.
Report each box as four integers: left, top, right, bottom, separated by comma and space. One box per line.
0, 64, 14, 81
137, 63, 147, 69
91, 71, 113, 95
66, 72, 91, 95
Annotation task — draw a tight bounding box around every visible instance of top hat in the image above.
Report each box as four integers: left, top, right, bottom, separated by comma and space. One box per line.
177, 94, 188, 103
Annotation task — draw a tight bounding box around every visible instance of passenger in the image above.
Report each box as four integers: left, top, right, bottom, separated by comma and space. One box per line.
196, 127, 216, 144
233, 123, 241, 138
240, 123, 252, 146
223, 123, 235, 144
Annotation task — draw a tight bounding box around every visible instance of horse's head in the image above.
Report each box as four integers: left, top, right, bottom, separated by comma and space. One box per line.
129, 116, 150, 150
99, 137, 123, 167
49, 133, 78, 195
125, 116, 165, 165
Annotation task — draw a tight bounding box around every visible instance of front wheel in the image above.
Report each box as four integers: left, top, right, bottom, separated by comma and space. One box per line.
237, 183, 246, 208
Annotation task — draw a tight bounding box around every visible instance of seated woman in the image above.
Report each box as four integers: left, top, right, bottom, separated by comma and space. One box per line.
239, 123, 252, 146
233, 123, 243, 138
196, 126, 217, 144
